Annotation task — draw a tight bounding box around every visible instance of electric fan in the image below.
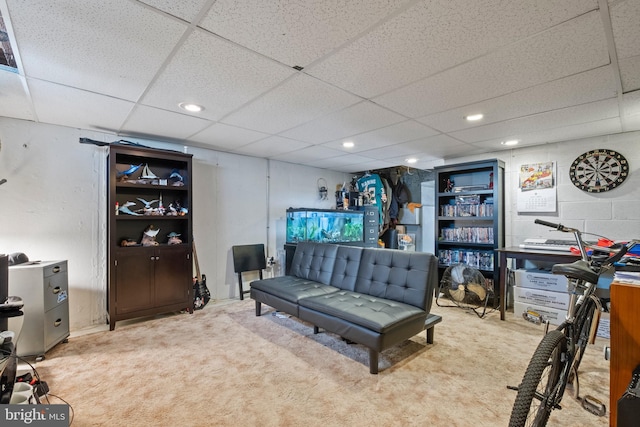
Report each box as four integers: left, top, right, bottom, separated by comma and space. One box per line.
437, 264, 494, 318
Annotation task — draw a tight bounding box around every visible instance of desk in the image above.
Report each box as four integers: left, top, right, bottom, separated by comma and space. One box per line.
496, 247, 579, 320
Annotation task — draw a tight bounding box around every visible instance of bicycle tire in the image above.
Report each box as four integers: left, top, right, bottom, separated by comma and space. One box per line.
509, 330, 567, 427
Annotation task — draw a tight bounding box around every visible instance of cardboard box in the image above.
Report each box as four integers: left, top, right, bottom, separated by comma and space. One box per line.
514, 301, 568, 326
513, 286, 571, 310
514, 268, 569, 293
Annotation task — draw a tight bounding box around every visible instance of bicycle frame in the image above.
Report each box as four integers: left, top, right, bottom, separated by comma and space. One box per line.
540, 279, 600, 412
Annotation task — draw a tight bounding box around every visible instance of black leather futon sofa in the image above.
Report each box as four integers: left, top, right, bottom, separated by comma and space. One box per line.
250, 242, 442, 374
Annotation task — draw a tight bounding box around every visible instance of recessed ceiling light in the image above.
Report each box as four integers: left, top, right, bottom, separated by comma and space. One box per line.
501, 139, 519, 146
464, 114, 483, 121
405, 158, 418, 164
179, 102, 204, 113
342, 141, 355, 148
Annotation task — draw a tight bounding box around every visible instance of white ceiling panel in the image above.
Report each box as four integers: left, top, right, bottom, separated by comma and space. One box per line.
610, 0, 640, 92
0, 71, 35, 121
300, 153, 380, 171
28, 79, 134, 132
141, 29, 295, 121
418, 66, 617, 133
358, 134, 467, 160
270, 145, 346, 164
622, 91, 640, 117
1, 1, 638, 171
618, 57, 640, 93
374, 11, 610, 118
280, 101, 405, 144
221, 73, 361, 134
120, 105, 211, 140
199, 0, 409, 68
320, 120, 440, 153
450, 98, 620, 144
232, 136, 311, 158
471, 118, 623, 149
189, 122, 269, 150
6, 0, 187, 101
137, 0, 208, 22
308, 0, 599, 98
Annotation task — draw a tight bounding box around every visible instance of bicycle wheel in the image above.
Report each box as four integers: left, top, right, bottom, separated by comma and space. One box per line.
509, 330, 567, 427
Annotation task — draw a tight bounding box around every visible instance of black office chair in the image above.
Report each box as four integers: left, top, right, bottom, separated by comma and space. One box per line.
231, 244, 266, 300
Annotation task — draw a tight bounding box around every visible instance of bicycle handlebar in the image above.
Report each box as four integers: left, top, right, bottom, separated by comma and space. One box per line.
534, 219, 569, 231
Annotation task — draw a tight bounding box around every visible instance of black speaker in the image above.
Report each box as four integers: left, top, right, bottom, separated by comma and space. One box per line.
617, 364, 640, 427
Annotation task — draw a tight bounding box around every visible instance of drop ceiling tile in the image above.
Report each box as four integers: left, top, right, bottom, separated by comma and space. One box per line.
6, 0, 187, 101
27, 79, 134, 131
300, 153, 378, 170
270, 145, 346, 164
418, 66, 617, 133
359, 134, 468, 160
374, 11, 609, 118
450, 98, 620, 143
137, 0, 208, 22
321, 120, 440, 152
189, 122, 270, 151
619, 57, 640, 93
142, 29, 294, 121
0, 72, 35, 121
120, 105, 211, 140
199, 0, 407, 67
308, 0, 598, 97
470, 118, 622, 149
622, 91, 640, 117
221, 73, 361, 134
610, 0, 640, 60
343, 159, 402, 173
232, 136, 311, 158
280, 101, 405, 144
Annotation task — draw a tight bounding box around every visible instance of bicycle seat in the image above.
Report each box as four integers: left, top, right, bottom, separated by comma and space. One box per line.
551, 259, 598, 283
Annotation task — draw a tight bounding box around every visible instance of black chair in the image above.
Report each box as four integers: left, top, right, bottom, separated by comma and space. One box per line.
231, 244, 266, 300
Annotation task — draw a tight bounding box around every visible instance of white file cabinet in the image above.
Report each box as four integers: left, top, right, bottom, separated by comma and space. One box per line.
8, 261, 69, 359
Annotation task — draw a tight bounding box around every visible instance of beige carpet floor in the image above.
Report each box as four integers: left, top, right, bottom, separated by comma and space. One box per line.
33, 298, 610, 427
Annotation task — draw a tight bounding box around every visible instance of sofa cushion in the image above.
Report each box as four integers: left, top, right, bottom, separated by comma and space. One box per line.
329, 245, 363, 291
290, 242, 338, 285
354, 249, 436, 310
250, 276, 338, 304
298, 290, 427, 333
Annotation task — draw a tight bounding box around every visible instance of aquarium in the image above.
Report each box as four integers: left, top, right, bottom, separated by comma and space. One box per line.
286, 209, 364, 244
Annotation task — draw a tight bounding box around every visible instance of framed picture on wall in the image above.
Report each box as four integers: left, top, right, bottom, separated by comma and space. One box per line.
517, 162, 557, 213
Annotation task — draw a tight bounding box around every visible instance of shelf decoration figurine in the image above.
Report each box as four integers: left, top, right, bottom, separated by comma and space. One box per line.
169, 169, 184, 186
117, 164, 142, 181
137, 197, 159, 215
118, 201, 141, 216
167, 232, 182, 245
141, 164, 158, 180
141, 225, 160, 246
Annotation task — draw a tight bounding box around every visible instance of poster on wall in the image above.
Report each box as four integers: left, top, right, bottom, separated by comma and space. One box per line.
517, 162, 557, 212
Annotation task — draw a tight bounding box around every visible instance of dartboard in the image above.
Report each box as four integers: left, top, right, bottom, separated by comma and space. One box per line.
569, 149, 629, 193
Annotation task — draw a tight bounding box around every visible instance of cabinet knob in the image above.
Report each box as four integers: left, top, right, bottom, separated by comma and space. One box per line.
54, 319, 62, 327
52, 286, 61, 294
53, 266, 61, 273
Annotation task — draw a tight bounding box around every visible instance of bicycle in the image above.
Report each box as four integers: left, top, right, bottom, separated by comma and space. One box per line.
508, 219, 632, 427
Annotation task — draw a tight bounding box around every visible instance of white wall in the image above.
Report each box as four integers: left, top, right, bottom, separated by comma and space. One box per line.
2, 116, 638, 331
434, 131, 640, 246
0, 117, 348, 331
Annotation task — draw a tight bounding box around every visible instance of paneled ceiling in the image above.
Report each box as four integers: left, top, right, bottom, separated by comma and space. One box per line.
1, 0, 639, 172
